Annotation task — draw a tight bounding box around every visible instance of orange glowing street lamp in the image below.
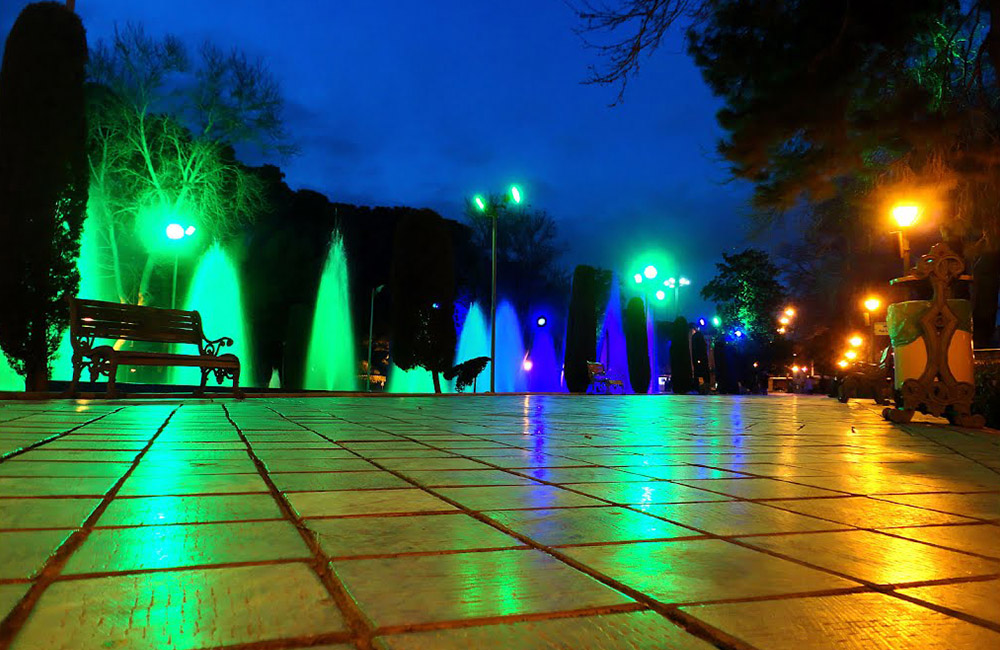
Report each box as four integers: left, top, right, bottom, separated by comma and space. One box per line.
890, 203, 920, 273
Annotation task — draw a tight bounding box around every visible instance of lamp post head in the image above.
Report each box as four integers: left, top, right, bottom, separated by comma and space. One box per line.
712, 316, 721, 327
864, 297, 881, 312
848, 335, 863, 347
784, 307, 796, 317
679, 277, 690, 286
473, 195, 487, 212
891, 203, 920, 228
643, 265, 658, 280
633, 273, 643, 284
510, 185, 522, 204
655, 290, 666, 301
664, 277, 676, 288
536, 316, 547, 327
165, 223, 185, 240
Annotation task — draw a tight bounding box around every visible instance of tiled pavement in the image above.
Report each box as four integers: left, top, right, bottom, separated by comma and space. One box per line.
0, 395, 998, 650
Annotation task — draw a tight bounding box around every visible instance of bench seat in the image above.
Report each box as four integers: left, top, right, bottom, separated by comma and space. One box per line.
68, 298, 242, 398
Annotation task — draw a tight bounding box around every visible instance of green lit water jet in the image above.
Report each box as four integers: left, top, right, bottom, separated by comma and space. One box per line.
304, 234, 357, 391
52, 213, 113, 382
171, 243, 255, 387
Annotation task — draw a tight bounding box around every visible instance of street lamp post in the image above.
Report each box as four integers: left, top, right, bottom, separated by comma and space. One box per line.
863, 296, 882, 363
165, 223, 196, 309
367, 284, 385, 392
474, 186, 522, 393
663, 277, 691, 319
890, 204, 919, 274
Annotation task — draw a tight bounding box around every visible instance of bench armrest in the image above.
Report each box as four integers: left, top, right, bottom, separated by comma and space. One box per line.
201, 336, 234, 357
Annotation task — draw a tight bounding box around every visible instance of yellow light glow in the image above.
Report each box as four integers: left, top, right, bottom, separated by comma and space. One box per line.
784, 307, 795, 317
791, 365, 799, 373
837, 360, 849, 368
777, 327, 786, 334
891, 203, 919, 228
845, 350, 858, 360
779, 316, 790, 325
849, 336, 863, 347
864, 297, 881, 312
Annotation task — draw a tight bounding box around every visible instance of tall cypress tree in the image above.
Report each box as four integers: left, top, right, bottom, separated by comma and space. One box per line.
563, 265, 597, 392
0, 3, 88, 391
623, 296, 650, 394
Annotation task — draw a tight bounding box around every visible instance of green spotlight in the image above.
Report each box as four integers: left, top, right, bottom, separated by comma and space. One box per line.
633, 273, 642, 284
510, 185, 521, 204
655, 290, 666, 300
165, 223, 184, 240
712, 316, 721, 327
643, 265, 658, 280
474, 195, 486, 212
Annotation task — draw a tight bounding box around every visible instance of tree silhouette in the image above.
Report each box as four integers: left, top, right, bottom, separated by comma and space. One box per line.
390, 210, 457, 393
0, 2, 88, 390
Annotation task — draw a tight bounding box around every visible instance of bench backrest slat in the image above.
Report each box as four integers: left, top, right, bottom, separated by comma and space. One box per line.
70, 298, 203, 346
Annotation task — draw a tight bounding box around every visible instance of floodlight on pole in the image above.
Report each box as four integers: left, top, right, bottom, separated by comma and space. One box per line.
472, 185, 525, 393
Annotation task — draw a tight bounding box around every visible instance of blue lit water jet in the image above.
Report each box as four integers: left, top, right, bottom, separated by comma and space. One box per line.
527, 323, 560, 392
494, 300, 526, 392
597, 277, 630, 392
304, 234, 357, 391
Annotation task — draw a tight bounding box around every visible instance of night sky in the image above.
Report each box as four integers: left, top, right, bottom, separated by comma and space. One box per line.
1, 0, 760, 315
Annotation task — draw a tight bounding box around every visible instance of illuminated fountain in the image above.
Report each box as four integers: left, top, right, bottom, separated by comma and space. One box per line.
51, 214, 114, 382
597, 277, 630, 391
455, 302, 489, 392
386, 364, 437, 393
171, 243, 255, 387
304, 234, 357, 391
527, 314, 561, 392
494, 300, 526, 392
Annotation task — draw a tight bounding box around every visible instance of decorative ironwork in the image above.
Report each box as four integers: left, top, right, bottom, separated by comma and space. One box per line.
883, 243, 985, 427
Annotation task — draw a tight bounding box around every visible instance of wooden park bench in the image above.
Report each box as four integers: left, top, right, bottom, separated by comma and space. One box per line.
586, 361, 625, 394
68, 298, 241, 398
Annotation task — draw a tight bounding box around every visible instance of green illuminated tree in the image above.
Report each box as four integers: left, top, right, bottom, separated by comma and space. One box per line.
390, 210, 457, 393
0, 3, 88, 390
701, 249, 785, 342
86, 24, 290, 305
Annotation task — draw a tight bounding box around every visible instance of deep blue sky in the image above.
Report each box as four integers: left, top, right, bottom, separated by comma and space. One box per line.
2, 0, 760, 315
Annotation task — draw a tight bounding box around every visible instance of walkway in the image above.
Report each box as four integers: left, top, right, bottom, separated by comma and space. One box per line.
0, 395, 998, 649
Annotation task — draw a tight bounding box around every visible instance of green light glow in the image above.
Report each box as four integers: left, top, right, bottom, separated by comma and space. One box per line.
474, 195, 486, 212
712, 316, 721, 327
633, 273, 642, 284
655, 290, 666, 300
165, 223, 185, 240
510, 185, 521, 204
643, 265, 658, 280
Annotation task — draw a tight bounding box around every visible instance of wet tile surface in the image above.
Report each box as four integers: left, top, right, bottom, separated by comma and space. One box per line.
376, 610, 717, 649
333, 548, 634, 626
0, 395, 998, 649
684, 592, 1000, 649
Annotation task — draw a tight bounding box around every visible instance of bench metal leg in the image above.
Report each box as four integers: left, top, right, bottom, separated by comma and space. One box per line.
106, 363, 120, 399
67, 359, 82, 398
195, 368, 210, 397
232, 366, 243, 399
